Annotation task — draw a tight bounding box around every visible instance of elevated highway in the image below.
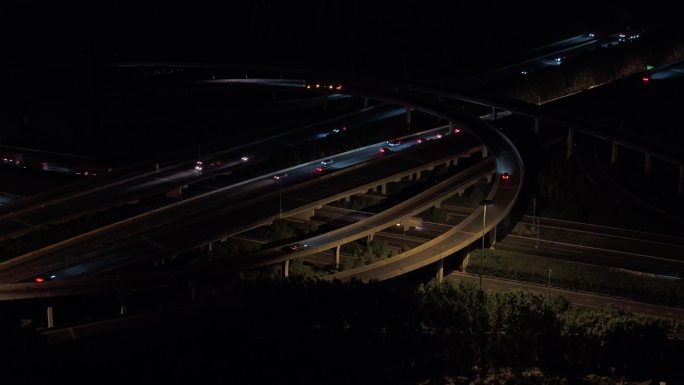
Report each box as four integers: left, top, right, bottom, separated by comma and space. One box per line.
0, 131, 482, 283
0, 104, 403, 242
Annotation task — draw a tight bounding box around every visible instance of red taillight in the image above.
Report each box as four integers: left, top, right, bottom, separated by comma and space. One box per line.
501, 173, 510, 180
35, 277, 44, 283
335, 85, 342, 90
454, 128, 461, 134
642, 77, 650, 83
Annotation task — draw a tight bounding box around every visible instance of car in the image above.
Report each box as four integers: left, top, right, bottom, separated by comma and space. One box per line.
194, 161, 203, 172
453, 127, 462, 134
386, 139, 402, 147
501, 172, 511, 181
34, 274, 57, 283
273, 173, 288, 180
435, 133, 443, 139
379, 147, 391, 154
329, 126, 347, 135
75, 169, 97, 177
320, 159, 334, 166
416, 137, 426, 144
316, 165, 328, 173
284, 243, 307, 252
241, 156, 249, 162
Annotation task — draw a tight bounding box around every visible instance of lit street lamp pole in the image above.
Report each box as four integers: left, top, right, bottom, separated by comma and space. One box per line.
279, 186, 283, 218
532, 194, 539, 249
478, 199, 493, 287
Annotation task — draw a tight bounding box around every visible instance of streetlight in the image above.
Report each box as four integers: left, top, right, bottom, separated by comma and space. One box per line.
532, 194, 539, 249
278, 182, 283, 218
478, 199, 493, 287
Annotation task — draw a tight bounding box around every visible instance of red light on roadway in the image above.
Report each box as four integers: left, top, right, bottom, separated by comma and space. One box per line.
501, 172, 511, 180
35, 277, 45, 283
335, 85, 342, 90
642, 77, 650, 83
454, 128, 462, 133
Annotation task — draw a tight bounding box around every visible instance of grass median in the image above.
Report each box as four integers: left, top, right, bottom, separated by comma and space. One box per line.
466, 249, 684, 307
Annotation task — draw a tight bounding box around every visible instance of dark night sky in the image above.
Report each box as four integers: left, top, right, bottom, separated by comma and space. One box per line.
0, 1, 680, 77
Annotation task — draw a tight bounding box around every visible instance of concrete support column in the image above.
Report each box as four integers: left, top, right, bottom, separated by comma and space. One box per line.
47, 306, 54, 328
120, 304, 128, 315
482, 147, 489, 158
491, 106, 497, 121
489, 226, 497, 248
644, 152, 652, 175
380, 183, 387, 195
611, 142, 619, 164
283, 259, 290, 278
448, 121, 454, 132
436, 258, 444, 283
362, 97, 369, 108
460, 252, 470, 271
292, 209, 315, 221
486, 174, 492, 184
458, 189, 464, 197
207, 242, 213, 253
434, 201, 441, 209
335, 245, 341, 268
368, 232, 375, 242
566, 128, 575, 159
344, 195, 350, 202
679, 165, 684, 196
405, 107, 412, 125
534, 117, 540, 135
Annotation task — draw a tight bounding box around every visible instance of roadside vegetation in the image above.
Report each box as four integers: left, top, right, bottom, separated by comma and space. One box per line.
15, 278, 680, 384
467, 248, 684, 307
